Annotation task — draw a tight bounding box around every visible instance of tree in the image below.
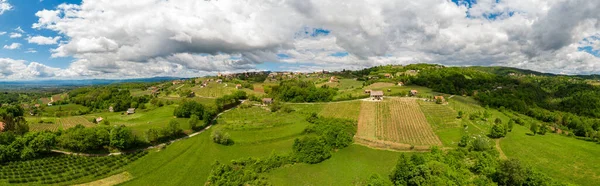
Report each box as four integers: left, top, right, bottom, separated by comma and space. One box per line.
292, 136, 331, 164
507, 119, 514, 132
494, 118, 502, 125
457, 111, 464, 119
173, 101, 205, 118
538, 124, 548, 135
109, 125, 135, 149
146, 128, 159, 144
458, 135, 470, 147
529, 124, 538, 135
490, 124, 507, 138
211, 129, 232, 145
188, 114, 200, 130
494, 159, 528, 186
167, 120, 183, 136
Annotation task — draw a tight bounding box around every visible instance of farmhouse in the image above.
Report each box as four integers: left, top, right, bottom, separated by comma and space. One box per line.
96, 117, 104, 123
397, 82, 404, 86
434, 96, 445, 103
410, 90, 418, 96
329, 76, 338, 83
384, 73, 392, 78
262, 98, 273, 105
364, 89, 372, 94
127, 108, 136, 115
370, 91, 384, 100
216, 79, 223, 84
109, 106, 114, 112
236, 84, 242, 89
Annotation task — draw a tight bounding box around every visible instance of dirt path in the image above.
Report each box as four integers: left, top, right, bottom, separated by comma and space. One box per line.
74, 172, 132, 186
51, 100, 245, 157
495, 139, 507, 160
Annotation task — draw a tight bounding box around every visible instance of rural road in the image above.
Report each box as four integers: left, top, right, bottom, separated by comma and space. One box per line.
51, 100, 246, 157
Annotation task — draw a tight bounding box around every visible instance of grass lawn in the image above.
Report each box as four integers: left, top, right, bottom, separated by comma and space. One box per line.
266, 145, 403, 186
45, 104, 88, 114
120, 127, 296, 186
318, 101, 362, 121
216, 106, 311, 144
501, 124, 600, 186
85, 105, 191, 136
188, 83, 238, 97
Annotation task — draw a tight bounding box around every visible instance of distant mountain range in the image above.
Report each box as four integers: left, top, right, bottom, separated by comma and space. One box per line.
0, 77, 182, 88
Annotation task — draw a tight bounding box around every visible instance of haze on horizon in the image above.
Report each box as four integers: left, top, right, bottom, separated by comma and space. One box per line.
0, 0, 600, 80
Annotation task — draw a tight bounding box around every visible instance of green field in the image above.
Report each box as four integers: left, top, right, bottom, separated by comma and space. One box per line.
216, 106, 311, 144
120, 128, 296, 186
85, 105, 192, 135
266, 145, 402, 185
501, 124, 600, 186
334, 85, 436, 100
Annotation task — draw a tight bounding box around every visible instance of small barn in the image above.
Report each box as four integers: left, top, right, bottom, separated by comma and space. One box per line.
127, 108, 136, 115
96, 117, 104, 123
434, 96, 445, 102
370, 91, 384, 100
216, 79, 223, 84
236, 84, 242, 89
262, 98, 273, 105
384, 73, 392, 78
0, 121, 4, 132
410, 90, 418, 96
397, 82, 404, 86
329, 76, 338, 83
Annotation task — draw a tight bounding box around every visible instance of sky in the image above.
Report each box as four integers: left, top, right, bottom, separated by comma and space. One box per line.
0, 0, 599, 80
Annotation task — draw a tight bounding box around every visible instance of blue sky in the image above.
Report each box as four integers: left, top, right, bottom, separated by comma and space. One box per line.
0, 0, 79, 68
0, 0, 599, 80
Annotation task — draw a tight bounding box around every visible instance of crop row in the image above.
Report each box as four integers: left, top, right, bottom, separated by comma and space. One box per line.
0, 151, 147, 184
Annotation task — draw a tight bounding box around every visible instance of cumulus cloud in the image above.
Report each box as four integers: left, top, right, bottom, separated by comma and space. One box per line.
9, 32, 21, 38
0, 0, 11, 15
0, 58, 61, 79
27, 35, 61, 45
24, 0, 600, 79
3, 43, 21, 50
0, 32, 6, 35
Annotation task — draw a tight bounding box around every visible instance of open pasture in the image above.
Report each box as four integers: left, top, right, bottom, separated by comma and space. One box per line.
502, 123, 600, 186
188, 83, 237, 97
356, 98, 441, 147
318, 101, 361, 121
0, 151, 146, 185
216, 106, 310, 144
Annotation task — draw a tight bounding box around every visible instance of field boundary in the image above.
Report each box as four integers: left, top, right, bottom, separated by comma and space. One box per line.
353, 136, 433, 152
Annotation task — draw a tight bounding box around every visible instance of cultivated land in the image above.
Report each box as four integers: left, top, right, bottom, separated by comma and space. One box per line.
355, 98, 442, 149
6, 65, 600, 185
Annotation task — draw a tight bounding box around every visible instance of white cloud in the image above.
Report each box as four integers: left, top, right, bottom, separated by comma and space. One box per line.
0, 0, 11, 15
0, 32, 6, 35
25, 48, 37, 53
3, 43, 21, 50
27, 35, 61, 45
25, 0, 600, 79
9, 32, 21, 38
0, 58, 61, 79
14, 26, 24, 33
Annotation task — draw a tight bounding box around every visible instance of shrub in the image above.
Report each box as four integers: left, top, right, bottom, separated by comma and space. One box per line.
292, 136, 331, 164
211, 129, 232, 145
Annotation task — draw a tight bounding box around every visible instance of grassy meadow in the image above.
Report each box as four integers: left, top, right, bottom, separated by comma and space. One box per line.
501, 123, 600, 186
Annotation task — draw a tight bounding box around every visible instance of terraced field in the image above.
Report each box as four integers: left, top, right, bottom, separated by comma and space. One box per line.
59, 116, 95, 129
